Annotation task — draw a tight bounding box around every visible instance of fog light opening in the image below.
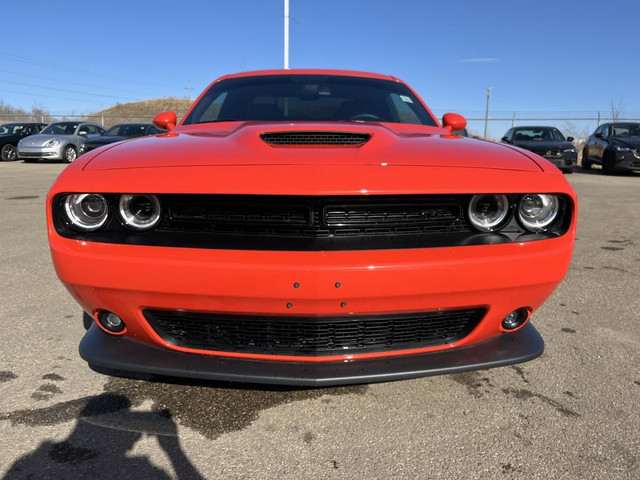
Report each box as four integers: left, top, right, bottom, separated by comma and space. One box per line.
501, 308, 530, 332
96, 311, 127, 335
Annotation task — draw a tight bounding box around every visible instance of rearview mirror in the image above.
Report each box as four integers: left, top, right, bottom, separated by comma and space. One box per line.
501, 136, 509, 143
567, 136, 574, 142
595, 132, 604, 139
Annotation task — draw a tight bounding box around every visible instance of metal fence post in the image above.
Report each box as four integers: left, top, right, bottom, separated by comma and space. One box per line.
512, 112, 516, 127
597, 112, 601, 126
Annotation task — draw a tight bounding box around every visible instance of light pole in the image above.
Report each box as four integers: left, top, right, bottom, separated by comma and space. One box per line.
484, 86, 491, 139
284, 0, 290, 69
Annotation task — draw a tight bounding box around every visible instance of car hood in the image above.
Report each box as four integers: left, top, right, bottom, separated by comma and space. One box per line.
85, 135, 129, 146
83, 122, 543, 172
510, 140, 574, 151
18, 134, 73, 147
611, 137, 640, 149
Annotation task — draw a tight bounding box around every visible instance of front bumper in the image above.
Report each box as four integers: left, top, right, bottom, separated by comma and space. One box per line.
18, 145, 63, 160
614, 152, 640, 171
51, 234, 572, 366
81, 321, 544, 386
543, 155, 576, 170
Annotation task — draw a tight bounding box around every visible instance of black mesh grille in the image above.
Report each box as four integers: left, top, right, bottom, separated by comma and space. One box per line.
143, 308, 485, 356
530, 148, 562, 158
159, 195, 469, 239
261, 131, 370, 146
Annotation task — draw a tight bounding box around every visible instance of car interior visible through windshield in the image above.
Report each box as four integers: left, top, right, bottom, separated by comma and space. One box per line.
184, 75, 438, 126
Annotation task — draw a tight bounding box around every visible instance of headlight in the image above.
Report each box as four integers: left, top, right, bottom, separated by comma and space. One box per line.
46, 140, 60, 148
563, 148, 576, 153
517, 194, 559, 232
63, 194, 109, 231
467, 194, 510, 232
614, 145, 631, 152
118, 194, 161, 230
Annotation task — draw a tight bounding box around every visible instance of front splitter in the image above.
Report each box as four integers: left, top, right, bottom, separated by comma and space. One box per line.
79, 323, 544, 386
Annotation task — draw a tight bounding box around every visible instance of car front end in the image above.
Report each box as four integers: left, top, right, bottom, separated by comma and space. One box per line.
46, 70, 577, 385
18, 135, 67, 161
611, 142, 640, 171
515, 142, 577, 172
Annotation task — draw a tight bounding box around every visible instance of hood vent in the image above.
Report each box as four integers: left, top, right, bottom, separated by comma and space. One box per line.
260, 131, 370, 146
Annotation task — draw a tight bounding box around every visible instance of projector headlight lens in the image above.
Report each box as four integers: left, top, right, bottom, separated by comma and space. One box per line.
63, 193, 109, 231
518, 194, 560, 232
468, 194, 510, 232
118, 194, 161, 230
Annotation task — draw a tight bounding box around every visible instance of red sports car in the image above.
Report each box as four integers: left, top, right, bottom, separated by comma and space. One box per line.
47, 70, 577, 385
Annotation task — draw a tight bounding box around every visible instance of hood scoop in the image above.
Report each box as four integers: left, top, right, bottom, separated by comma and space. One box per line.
260, 131, 370, 146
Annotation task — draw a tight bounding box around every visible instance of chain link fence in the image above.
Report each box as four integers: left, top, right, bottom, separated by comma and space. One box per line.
0, 114, 188, 128
4, 110, 640, 145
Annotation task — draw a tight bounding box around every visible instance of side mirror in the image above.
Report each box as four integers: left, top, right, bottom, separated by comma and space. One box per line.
501, 136, 509, 143
441, 113, 467, 132
595, 132, 604, 140
153, 111, 177, 132
567, 136, 574, 142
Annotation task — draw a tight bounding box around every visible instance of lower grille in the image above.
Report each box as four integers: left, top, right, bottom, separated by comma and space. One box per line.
143, 308, 485, 356
19, 152, 49, 157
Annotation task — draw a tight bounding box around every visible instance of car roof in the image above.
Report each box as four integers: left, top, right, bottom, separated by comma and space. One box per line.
1, 122, 44, 126
110, 123, 153, 126
217, 69, 400, 83
512, 126, 559, 130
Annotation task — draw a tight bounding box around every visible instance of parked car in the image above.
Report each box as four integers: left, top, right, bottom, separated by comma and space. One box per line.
501, 126, 577, 173
80, 123, 161, 155
582, 122, 640, 174
18, 121, 105, 163
47, 69, 577, 386
0, 122, 48, 161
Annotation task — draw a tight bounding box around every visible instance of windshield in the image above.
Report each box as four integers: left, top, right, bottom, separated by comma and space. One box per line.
512, 127, 565, 141
611, 123, 640, 138
0, 124, 24, 135
184, 74, 437, 126
41, 122, 79, 135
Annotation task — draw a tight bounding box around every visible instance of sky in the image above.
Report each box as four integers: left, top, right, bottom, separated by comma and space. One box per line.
2, 0, 639, 137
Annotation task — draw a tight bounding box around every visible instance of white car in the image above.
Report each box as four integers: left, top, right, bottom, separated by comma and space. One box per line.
18, 121, 105, 163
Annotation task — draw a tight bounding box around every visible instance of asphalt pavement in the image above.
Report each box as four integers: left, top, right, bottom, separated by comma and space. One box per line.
0, 161, 638, 479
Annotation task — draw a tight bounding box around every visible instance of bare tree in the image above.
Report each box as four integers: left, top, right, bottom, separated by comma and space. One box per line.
610, 99, 625, 121
562, 121, 593, 165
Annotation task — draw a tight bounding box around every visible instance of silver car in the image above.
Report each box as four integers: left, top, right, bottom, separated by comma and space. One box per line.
18, 121, 105, 163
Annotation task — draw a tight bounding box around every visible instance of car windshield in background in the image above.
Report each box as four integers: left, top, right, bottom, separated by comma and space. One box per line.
611, 124, 640, 138
106, 125, 149, 137
184, 75, 437, 126
0, 124, 23, 135
512, 127, 565, 141
41, 122, 79, 135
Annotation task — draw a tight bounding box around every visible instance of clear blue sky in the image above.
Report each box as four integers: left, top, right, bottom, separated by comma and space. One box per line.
2, 0, 639, 136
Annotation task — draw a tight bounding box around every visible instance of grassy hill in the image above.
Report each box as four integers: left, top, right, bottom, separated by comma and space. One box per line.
87, 98, 193, 127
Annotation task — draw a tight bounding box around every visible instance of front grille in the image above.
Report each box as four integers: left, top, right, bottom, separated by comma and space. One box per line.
260, 131, 370, 146
143, 308, 486, 356
159, 195, 468, 240
531, 149, 562, 158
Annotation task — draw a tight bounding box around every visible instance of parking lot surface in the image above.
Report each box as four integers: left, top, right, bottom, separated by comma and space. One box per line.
0, 161, 638, 479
